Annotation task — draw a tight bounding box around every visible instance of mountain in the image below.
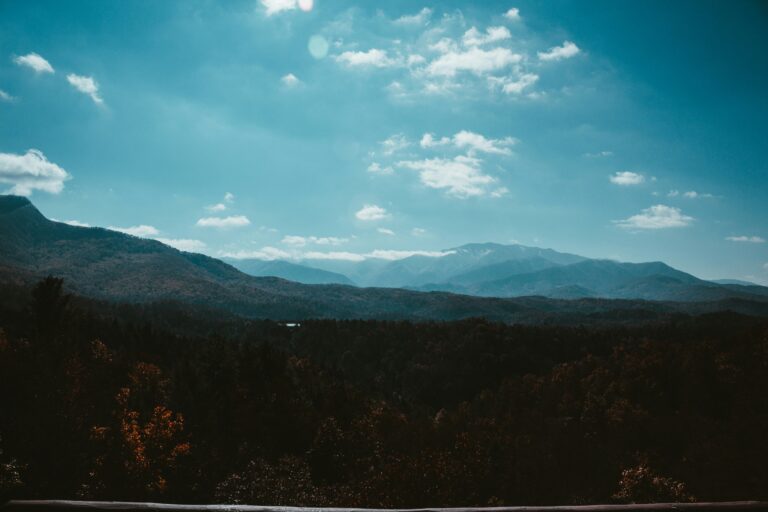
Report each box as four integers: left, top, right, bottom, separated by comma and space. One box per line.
712, 278, 759, 286
226, 258, 355, 285
304, 241, 768, 303
306, 242, 586, 287
1, 195, 767, 323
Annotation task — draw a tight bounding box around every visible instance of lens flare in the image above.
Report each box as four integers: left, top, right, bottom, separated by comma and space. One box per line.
308, 35, 329, 59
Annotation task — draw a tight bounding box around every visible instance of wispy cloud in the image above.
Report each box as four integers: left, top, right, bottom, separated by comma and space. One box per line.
281, 73, 301, 87
726, 235, 765, 243
380, 134, 410, 155
58, 219, 90, 227
223, 246, 454, 262
355, 204, 389, 221
610, 171, 645, 186
66, 74, 103, 104
0, 90, 15, 102
367, 162, 394, 175
196, 215, 251, 228
206, 203, 227, 212
421, 130, 516, 155
394, 7, 432, 25
377, 227, 395, 236
281, 235, 349, 246
336, 49, 399, 68
462, 26, 511, 47
260, 0, 313, 16
488, 73, 539, 95
13, 52, 54, 73
538, 41, 580, 61
426, 47, 521, 77
155, 238, 207, 252
584, 150, 613, 158
615, 205, 694, 230
0, 149, 70, 195
222, 247, 291, 260
331, 10, 580, 99
107, 225, 160, 237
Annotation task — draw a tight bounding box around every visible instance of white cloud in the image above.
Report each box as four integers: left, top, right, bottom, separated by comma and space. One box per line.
398, 155, 496, 198
420, 130, 516, 155
394, 7, 432, 25
614, 205, 694, 230
281, 73, 300, 87
206, 203, 227, 212
488, 73, 539, 94
303, 249, 454, 262
378, 228, 395, 236
336, 49, 399, 68
303, 251, 366, 262
683, 190, 713, 199
196, 215, 251, 228
282, 235, 349, 246
156, 238, 207, 252
726, 236, 765, 243
0, 90, 14, 102
420, 133, 451, 148
426, 47, 521, 77
668, 189, 713, 199
407, 54, 426, 67
610, 171, 645, 186
0, 149, 70, 195
452, 130, 516, 155
491, 186, 509, 198
224, 192, 235, 203
584, 151, 613, 158
429, 38, 458, 54
66, 74, 103, 104
411, 227, 426, 236
538, 41, 580, 61
60, 219, 90, 227
222, 246, 292, 260
462, 26, 511, 47
13, 52, 54, 73
503, 8, 521, 20
367, 249, 454, 260
260, 0, 313, 15
380, 134, 410, 155
355, 204, 388, 221
108, 225, 160, 237
368, 162, 394, 175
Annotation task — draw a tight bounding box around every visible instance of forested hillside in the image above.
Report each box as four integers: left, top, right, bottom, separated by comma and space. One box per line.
1, 278, 767, 506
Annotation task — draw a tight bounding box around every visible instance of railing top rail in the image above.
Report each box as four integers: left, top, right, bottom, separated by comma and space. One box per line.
4, 501, 768, 512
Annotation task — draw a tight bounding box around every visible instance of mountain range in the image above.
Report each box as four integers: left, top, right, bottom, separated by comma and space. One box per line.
231, 242, 766, 303
2, 194, 767, 323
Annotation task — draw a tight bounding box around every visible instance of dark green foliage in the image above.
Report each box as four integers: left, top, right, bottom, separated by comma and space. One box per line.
1, 279, 768, 506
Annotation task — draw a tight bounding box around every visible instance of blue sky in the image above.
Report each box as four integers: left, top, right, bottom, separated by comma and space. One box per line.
1, 0, 767, 283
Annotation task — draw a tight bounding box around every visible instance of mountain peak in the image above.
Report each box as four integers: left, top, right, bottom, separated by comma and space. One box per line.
0, 194, 34, 215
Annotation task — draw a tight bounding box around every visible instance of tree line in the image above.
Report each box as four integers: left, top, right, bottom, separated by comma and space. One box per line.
1, 277, 767, 506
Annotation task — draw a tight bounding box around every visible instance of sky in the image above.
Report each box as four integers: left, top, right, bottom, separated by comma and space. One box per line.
1, 0, 767, 283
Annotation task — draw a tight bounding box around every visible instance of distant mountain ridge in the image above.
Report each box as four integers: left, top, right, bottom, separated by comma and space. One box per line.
1, 194, 767, 323
234, 239, 765, 303
225, 258, 355, 285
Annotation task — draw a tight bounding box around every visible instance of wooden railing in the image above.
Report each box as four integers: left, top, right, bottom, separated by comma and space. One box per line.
3, 501, 768, 512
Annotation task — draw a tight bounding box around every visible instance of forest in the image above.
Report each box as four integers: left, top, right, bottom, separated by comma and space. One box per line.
1, 277, 767, 506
